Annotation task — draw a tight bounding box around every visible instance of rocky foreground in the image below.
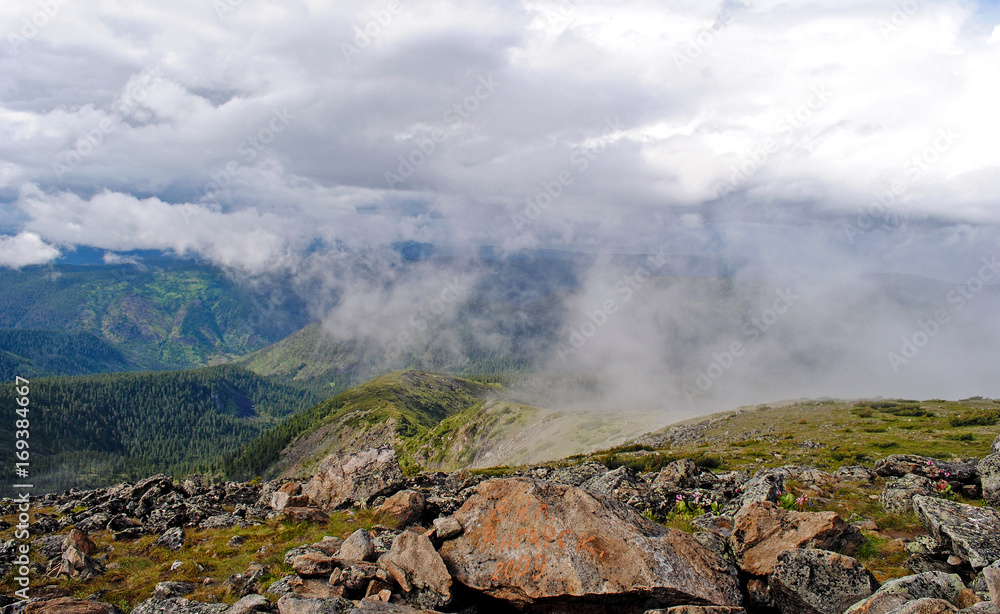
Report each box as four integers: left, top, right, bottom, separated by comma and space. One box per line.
2, 436, 1000, 614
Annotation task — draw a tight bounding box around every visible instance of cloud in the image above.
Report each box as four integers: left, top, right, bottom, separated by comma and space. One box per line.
0, 232, 60, 268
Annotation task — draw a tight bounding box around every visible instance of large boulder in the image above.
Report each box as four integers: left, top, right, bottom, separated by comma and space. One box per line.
875, 456, 978, 483
275, 594, 352, 614
730, 501, 864, 576
880, 475, 936, 515
844, 572, 967, 614
912, 495, 1000, 568
438, 477, 742, 611
131, 598, 229, 613
977, 454, 1000, 507
769, 549, 879, 614
23, 599, 122, 614
378, 531, 452, 608
304, 446, 405, 509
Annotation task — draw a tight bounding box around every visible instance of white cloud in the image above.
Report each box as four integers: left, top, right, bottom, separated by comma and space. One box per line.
0, 0, 996, 267
0, 232, 60, 268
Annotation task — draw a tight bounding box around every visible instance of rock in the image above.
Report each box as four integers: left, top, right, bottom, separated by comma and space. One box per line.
377, 490, 425, 526
75, 513, 111, 534
154, 528, 185, 551
912, 496, 1000, 568
993, 436, 1000, 455
56, 542, 104, 578
958, 603, 1000, 614
844, 572, 967, 614
836, 466, 879, 482
378, 531, 452, 608
304, 446, 405, 509
438, 477, 741, 610
349, 602, 446, 613
983, 565, 1000, 603
880, 475, 936, 515
131, 598, 229, 613
883, 599, 958, 614
339, 529, 376, 562
275, 594, 351, 614
730, 469, 784, 512
978, 454, 1000, 507
581, 465, 655, 510
200, 514, 248, 530
654, 459, 701, 490
431, 516, 462, 540
152, 582, 197, 599
282, 508, 330, 524
770, 548, 879, 614
292, 552, 336, 577
63, 529, 97, 556
23, 598, 122, 614
730, 501, 864, 576
654, 608, 748, 614
271, 492, 311, 511
270, 575, 345, 600
875, 456, 978, 483
227, 594, 275, 614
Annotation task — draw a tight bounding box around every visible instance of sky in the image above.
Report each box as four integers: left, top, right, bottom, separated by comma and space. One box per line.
0, 0, 998, 274
1, 0, 999, 411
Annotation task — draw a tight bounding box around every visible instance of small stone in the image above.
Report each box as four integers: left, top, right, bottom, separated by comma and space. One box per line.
431, 516, 462, 540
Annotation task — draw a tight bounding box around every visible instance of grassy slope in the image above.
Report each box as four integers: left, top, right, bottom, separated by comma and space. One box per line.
637, 397, 998, 471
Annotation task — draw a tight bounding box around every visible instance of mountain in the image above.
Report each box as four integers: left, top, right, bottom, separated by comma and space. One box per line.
0, 364, 323, 495
0, 262, 310, 371
223, 369, 665, 480
0, 329, 132, 379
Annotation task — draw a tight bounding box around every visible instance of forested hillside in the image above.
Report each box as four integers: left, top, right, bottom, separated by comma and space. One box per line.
0, 329, 132, 379
0, 365, 322, 495
0, 263, 309, 370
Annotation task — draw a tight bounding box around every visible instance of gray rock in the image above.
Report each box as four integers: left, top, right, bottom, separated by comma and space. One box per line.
154, 527, 185, 551
881, 474, 936, 515
875, 455, 978, 483
132, 598, 229, 614
978, 454, 1000, 507
338, 529, 375, 562
228, 594, 276, 614
431, 516, 462, 540
654, 459, 701, 490
884, 599, 958, 614
730, 468, 784, 512
152, 582, 197, 599
913, 495, 1000, 568
304, 446, 404, 509
582, 465, 656, 511
770, 548, 879, 614
844, 572, 967, 614
837, 466, 878, 482
275, 594, 351, 614
958, 603, 1000, 614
